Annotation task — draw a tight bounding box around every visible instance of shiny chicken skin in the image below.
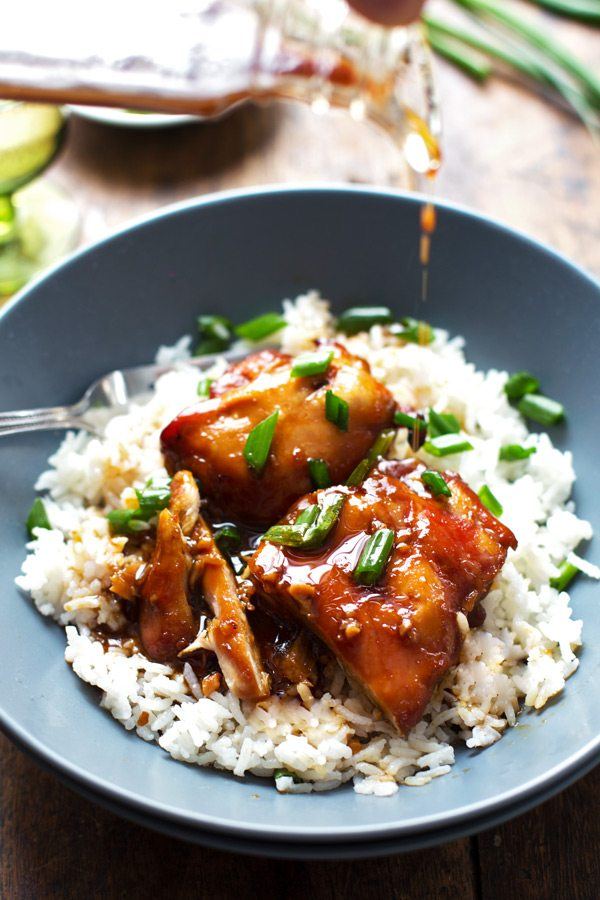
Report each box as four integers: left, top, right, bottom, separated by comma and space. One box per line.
161, 345, 395, 526
249, 459, 517, 733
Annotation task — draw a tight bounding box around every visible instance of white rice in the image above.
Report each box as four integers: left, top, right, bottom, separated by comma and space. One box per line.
16, 291, 597, 796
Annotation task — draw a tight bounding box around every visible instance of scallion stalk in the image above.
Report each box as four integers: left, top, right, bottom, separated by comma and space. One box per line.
197, 377, 213, 398
337, 307, 393, 335
428, 408, 461, 438
478, 485, 503, 516
518, 393, 565, 426
346, 429, 396, 486
504, 370, 541, 402
243, 411, 279, 473
499, 444, 537, 461
421, 470, 452, 498
423, 434, 474, 457
353, 528, 395, 586
195, 315, 234, 356
325, 391, 349, 431
291, 349, 333, 378
550, 559, 580, 591
235, 312, 286, 342
308, 457, 332, 489
26, 497, 51, 537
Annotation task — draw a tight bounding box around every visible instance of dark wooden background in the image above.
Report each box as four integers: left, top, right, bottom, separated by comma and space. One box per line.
1, 9, 599, 898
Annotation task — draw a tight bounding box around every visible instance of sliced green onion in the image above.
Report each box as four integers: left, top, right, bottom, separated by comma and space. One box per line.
214, 524, 242, 550
197, 377, 213, 398
106, 508, 151, 535
26, 498, 51, 537
518, 393, 565, 427
504, 371, 541, 402
499, 444, 537, 462
337, 306, 393, 335
421, 470, 452, 498
135, 478, 172, 518
291, 349, 333, 378
295, 504, 321, 528
325, 390, 349, 431
550, 559, 580, 592
478, 485, 503, 517
391, 317, 434, 345
428, 409, 460, 438
195, 315, 234, 356
107, 477, 172, 535
235, 312, 286, 342
263, 492, 345, 549
423, 434, 474, 457
394, 410, 423, 431
308, 458, 331, 489
353, 528, 395, 586
274, 768, 303, 783
243, 411, 279, 473
346, 429, 396, 486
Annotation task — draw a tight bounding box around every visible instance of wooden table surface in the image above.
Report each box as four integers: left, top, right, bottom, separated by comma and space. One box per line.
2, 10, 599, 898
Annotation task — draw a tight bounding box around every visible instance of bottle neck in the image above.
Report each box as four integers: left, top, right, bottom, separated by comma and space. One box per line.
253, 1, 441, 177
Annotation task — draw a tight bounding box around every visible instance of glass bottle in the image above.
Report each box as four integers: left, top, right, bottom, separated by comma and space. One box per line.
0, 0, 441, 177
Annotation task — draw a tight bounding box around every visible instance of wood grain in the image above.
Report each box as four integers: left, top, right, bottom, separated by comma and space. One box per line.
2, 10, 599, 898
0, 734, 476, 900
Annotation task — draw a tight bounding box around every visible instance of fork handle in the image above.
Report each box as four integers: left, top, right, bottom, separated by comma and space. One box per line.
0, 404, 85, 437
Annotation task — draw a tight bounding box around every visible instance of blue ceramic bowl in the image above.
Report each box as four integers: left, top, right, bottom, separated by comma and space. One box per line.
0, 186, 598, 858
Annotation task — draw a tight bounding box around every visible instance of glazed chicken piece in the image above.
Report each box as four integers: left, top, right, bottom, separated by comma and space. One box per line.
117, 471, 270, 699
161, 345, 395, 526
249, 459, 517, 733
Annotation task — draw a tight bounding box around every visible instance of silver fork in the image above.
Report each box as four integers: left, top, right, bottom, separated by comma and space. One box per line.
0, 351, 242, 438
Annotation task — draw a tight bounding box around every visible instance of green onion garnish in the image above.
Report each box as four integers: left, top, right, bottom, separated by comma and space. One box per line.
135, 478, 172, 518
195, 315, 234, 356
394, 411, 423, 431
26, 498, 51, 537
308, 458, 331, 489
428, 408, 460, 438
421, 470, 452, 498
214, 524, 242, 550
108, 477, 172, 535
107, 508, 151, 535
243, 411, 279, 474
235, 312, 286, 342
337, 306, 393, 335
391, 317, 434, 345
423, 434, 474, 457
263, 492, 345, 549
550, 559, 579, 592
346, 429, 396, 486
353, 528, 395, 586
478, 485, 503, 517
295, 504, 321, 528
291, 349, 333, 378
518, 394, 565, 427
504, 371, 541, 402
197, 377, 213, 398
499, 444, 537, 462
274, 768, 304, 783
325, 391, 349, 431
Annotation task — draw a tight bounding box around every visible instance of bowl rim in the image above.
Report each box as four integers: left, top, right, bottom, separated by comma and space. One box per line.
1, 183, 598, 846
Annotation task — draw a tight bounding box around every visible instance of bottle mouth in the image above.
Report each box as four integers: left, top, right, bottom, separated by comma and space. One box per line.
256, 7, 442, 178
